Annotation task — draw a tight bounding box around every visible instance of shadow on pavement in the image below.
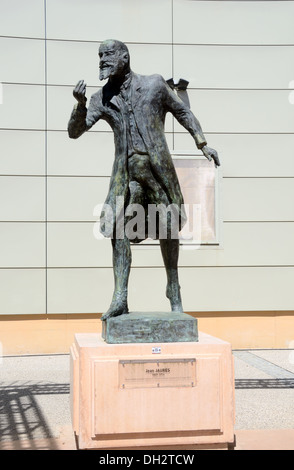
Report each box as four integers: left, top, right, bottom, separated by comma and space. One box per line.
0, 382, 70, 450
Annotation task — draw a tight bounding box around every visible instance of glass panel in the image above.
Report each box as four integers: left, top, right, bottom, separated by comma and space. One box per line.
173, 158, 216, 243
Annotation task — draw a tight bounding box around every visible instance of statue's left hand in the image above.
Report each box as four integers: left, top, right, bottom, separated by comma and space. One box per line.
202, 146, 220, 168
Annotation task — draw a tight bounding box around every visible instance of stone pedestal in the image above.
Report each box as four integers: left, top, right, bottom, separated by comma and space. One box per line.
70, 331, 235, 450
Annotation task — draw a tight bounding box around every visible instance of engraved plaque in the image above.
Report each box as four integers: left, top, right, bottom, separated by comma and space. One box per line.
119, 358, 196, 389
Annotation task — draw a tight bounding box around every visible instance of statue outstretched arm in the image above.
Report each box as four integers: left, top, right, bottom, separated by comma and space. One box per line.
163, 79, 220, 167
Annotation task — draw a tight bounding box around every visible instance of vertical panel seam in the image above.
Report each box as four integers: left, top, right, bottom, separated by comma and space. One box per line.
171, 0, 175, 151
44, 0, 48, 315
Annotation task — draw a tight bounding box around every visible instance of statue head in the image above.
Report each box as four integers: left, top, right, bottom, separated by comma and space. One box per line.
99, 39, 130, 81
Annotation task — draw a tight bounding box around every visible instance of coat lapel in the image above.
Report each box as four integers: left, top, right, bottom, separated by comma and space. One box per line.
131, 73, 143, 110
109, 94, 121, 111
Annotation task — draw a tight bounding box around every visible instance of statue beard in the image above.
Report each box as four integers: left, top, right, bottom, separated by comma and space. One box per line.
99, 65, 112, 81
99, 59, 128, 81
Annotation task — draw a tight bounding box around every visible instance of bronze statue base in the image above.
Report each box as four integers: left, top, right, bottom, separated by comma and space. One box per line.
102, 311, 198, 344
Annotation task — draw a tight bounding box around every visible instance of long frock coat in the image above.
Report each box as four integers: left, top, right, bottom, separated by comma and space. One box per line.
68, 72, 207, 240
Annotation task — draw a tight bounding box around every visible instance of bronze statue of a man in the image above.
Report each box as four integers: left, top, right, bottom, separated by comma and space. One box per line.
68, 39, 220, 320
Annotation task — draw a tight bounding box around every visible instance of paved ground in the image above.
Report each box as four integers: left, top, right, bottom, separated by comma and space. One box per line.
1, 349, 294, 450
